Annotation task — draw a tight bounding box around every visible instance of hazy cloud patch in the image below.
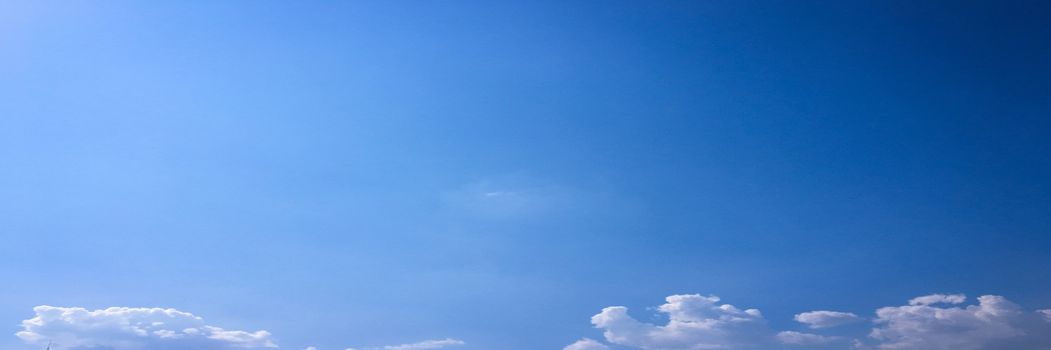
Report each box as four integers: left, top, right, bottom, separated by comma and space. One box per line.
442, 179, 578, 220
776, 331, 838, 345
563, 338, 610, 350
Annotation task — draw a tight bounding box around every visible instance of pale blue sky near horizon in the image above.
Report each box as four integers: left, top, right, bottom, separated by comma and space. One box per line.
2, 1, 1051, 349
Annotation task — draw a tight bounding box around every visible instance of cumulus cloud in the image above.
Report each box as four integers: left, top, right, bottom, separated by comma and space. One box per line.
572, 293, 1051, 350
17, 306, 276, 350
775, 331, 837, 345
563, 338, 610, 350
381, 338, 464, 350
793, 311, 861, 329
866, 294, 1027, 350
589, 294, 770, 349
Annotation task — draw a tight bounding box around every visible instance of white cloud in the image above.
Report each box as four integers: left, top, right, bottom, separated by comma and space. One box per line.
17, 306, 276, 350
563, 338, 610, 350
382, 338, 464, 350
907, 293, 966, 306
590, 294, 770, 349
574, 293, 1051, 350
775, 331, 837, 345
793, 311, 861, 329
867, 294, 1025, 350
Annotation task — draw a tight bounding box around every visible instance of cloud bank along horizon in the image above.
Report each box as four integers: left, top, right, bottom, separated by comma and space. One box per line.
564, 292, 1051, 350
16, 306, 461, 350
18, 292, 1051, 350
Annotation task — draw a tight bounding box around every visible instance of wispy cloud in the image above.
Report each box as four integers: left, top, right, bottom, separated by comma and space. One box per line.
346, 338, 465, 350
382, 338, 464, 350
441, 179, 578, 220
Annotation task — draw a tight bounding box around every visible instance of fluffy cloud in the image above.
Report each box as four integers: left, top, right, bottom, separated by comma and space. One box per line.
17, 306, 276, 350
793, 311, 861, 329
866, 294, 1027, 350
571, 293, 1051, 350
589, 294, 770, 349
563, 338, 610, 350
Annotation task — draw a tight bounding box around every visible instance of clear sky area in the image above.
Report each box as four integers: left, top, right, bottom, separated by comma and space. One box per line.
2, 1, 1051, 350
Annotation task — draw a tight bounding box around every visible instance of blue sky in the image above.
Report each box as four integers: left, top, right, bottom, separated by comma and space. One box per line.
2, 1, 1051, 350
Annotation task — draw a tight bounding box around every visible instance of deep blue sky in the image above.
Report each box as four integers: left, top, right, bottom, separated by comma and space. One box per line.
2, 1, 1050, 349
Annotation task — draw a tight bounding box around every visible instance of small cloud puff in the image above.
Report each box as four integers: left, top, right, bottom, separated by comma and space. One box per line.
907, 293, 966, 306
793, 310, 862, 329
17, 306, 275, 350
